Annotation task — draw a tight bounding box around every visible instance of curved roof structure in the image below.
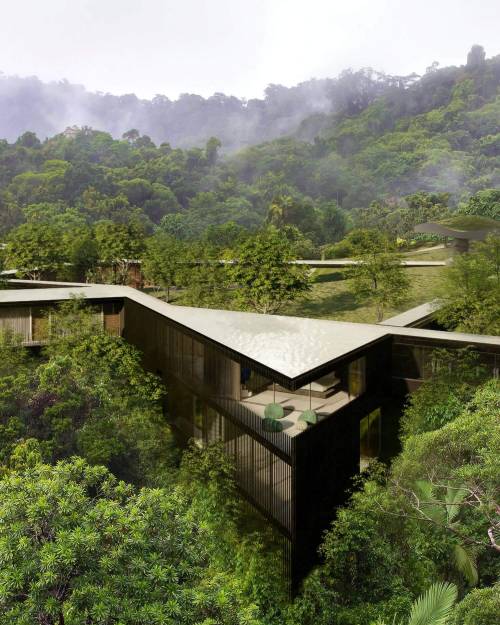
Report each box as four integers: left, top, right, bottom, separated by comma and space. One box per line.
415, 215, 499, 241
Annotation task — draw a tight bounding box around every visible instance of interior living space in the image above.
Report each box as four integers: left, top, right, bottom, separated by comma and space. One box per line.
1, 279, 499, 592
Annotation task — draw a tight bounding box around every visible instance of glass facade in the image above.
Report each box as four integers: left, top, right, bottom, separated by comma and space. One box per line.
122, 300, 294, 534
166, 376, 293, 533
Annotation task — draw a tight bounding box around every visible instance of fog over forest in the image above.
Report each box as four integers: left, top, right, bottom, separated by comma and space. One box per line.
0, 50, 489, 151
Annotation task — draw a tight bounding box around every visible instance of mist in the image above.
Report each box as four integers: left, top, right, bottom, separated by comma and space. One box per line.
0, 66, 419, 151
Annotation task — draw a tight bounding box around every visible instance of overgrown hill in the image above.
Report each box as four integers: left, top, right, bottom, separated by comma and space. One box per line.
231, 48, 500, 207
0, 47, 498, 242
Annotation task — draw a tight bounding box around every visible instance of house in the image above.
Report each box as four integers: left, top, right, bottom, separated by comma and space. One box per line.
1, 280, 499, 592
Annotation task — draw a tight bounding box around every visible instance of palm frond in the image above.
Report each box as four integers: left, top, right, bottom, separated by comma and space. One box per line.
445, 485, 468, 524
408, 581, 458, 625
415, 480, 434, 501
453, 543, 478, 586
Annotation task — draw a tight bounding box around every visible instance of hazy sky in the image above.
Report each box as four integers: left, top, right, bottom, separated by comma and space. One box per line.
0, 0, 499, 99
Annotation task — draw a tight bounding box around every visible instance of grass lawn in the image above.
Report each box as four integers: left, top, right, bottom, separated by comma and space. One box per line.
286, 265, 445, 324
402, 245, 453, 261
148, 249, 448, 324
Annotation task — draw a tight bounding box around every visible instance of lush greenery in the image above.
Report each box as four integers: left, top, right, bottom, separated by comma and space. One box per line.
436, 235, 500, 334
0, 45, 499, 625
286, 378, 499, 625
0, 306, 287, 624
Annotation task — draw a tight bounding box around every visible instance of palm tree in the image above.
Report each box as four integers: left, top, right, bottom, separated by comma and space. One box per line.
373, 581, 458, 625
414, 481, 478, 586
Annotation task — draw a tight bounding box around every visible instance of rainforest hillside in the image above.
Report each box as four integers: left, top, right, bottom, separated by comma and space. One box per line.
0, 46, 499, 243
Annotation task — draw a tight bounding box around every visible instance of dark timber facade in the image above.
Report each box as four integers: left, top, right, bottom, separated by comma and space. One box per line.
1, 282, 499, 592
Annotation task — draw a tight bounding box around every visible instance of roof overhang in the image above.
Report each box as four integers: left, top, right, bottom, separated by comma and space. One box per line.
1, 282, 499, 388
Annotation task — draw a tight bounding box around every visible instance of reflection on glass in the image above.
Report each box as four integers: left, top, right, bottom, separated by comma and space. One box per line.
360, 407, 381, 470
348, 357, 366, 398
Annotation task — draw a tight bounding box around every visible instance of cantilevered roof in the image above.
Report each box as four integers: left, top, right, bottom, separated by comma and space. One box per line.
1, 284, 499, 385
415, 215, 499, 240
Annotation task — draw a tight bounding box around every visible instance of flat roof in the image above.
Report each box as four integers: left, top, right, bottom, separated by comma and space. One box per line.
380, 302, 437, 327
1, 284, 499, 384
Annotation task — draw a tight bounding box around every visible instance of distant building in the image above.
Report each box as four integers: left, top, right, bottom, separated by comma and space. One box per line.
414, 214, 499, 252
62, 125, 81, 139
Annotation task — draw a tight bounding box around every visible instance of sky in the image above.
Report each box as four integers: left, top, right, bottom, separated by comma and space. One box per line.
0, 0, 499, 100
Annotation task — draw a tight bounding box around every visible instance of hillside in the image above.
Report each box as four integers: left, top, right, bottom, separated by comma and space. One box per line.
1, 45, 497, 158
0, 71, 369, 151
232, 48, 500, 207
0, 47, 499, 243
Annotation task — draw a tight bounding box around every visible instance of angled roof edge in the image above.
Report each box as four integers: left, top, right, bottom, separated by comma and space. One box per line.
1, 282, 499, 385
380, 302, 438, 327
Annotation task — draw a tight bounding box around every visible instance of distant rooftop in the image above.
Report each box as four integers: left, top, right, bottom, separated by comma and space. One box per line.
415, 214, 499, 240
380, 302, 437, 327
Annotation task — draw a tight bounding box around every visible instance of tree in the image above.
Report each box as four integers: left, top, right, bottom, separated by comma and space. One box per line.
206, 136, 222, 166
5, 221, 64, 279
436, 235, 500, 335
142, 232, 182, 301
467, 45, 486, 69
400, 348, 489, 438
348, 249, 410, 321
289, 380, 499, 625
229, 227, 311, 314
177, 242, 231, 308
459, 189, 500, 220
0, 457, 261, 625
159, 212, 195, 240
452, 586, 500, 625
324, 228, 388, 259
122, 128, 140, 143
93, 219, 145, 284
0, 299, 175, 485
318, 201, 348, 243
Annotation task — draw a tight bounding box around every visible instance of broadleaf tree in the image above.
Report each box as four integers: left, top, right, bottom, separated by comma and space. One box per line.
229, 226, 311, 314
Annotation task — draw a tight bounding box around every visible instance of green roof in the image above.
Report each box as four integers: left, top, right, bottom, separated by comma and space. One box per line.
437, 215, 499, 232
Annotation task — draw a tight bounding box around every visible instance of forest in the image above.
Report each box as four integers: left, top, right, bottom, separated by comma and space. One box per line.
0, 44, 499, 625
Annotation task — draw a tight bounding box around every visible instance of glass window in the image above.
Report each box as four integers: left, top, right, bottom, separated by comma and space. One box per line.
348, 357, 366, 397
360, 408, 381, 470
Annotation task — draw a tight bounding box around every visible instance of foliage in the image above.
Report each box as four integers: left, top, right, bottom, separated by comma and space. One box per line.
0, 456, 262, 625
400, 348, 489, 438
0, 300, 176, 485
229, 227, 311, 314
324, 228, 389, 259
289, 380, 500, 625
374, 581, 458, 625
142, 231, 183, 300
436, 235, 500, 335
1, 52, 500, 283
348, 248, 410, 321
459, 189, 500, 220
452, 585, 500, 625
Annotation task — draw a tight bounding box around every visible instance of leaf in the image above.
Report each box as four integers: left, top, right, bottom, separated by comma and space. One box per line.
444, 485, 467, 524
408, 581, 458, 625
452, 543, 478, 586
414, 480, 434, 501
